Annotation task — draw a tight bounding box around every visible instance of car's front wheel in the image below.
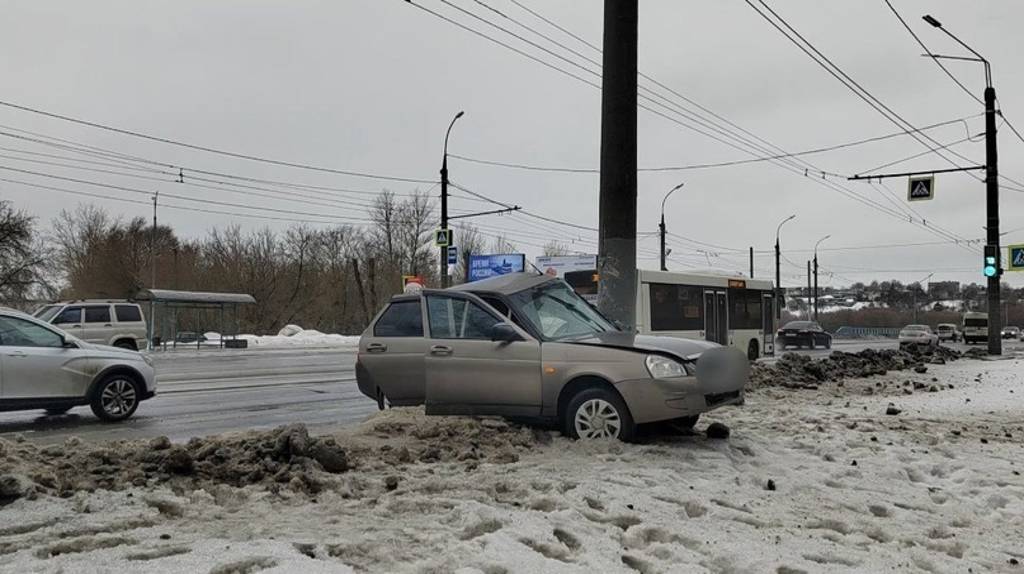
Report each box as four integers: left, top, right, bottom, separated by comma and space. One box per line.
90, 374, 141, 422
564, 388, 635, 442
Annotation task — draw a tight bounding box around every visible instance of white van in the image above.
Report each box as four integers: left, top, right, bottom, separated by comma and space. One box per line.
33, 300, 147, 350
962, 312, 988, 344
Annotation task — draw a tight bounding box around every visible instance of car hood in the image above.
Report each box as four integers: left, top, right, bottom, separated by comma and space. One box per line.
74, 339, 147, 361
561, 331, 719, 361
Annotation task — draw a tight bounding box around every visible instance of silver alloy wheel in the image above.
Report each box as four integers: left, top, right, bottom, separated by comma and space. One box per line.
100, 378, 137, 418
573, 398, 622, 439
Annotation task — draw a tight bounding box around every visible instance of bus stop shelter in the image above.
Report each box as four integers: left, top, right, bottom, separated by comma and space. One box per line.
134, 289, 256, 350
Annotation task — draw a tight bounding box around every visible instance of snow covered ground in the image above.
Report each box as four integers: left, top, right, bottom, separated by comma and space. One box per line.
154, 326, 360, 353
1, 357, 1022, 573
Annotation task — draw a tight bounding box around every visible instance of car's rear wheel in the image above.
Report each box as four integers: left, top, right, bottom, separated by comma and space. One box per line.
824, 337, 832, 350
113, 339, 137, 351
564, 388, 635, 442
747, 340, 759, 361
376, 388, 392, 411
90, 374, 141, 422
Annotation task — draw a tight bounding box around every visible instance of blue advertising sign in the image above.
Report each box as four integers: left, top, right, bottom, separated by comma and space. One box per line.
468, 254, 526, 282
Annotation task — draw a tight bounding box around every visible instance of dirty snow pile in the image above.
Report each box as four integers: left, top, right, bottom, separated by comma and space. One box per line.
2, 359, 1023, 572
750, 344, 984, 389
204, 325, 360, 349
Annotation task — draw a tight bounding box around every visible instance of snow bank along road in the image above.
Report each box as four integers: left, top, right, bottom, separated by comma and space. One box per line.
0, 355, 1021, 572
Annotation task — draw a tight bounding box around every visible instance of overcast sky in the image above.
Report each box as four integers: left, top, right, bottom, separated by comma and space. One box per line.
1, 0, 1022, 289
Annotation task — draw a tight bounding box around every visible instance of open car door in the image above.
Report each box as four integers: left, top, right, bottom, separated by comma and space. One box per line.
422, 291, 542, 417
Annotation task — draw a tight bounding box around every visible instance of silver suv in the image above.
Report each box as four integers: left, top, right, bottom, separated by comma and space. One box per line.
357, 273, 748, 441
0, 308, 156, 421
34, 300, 147, 350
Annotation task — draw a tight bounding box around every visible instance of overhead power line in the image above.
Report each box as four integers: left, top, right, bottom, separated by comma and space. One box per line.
882, 0, 983, 106
744, 1, 984, 184
450, 114, 981, 174
0, 99, 436, 184
0, 177, 355, 226
0, 165, 375, 223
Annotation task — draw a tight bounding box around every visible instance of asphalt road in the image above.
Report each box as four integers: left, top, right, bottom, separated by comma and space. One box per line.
2, 339, 1021, 445
0, 347, 370, 445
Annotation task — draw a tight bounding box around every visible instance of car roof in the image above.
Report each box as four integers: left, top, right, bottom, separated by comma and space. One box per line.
904, 324, 928, 329
447, 272, 553, 295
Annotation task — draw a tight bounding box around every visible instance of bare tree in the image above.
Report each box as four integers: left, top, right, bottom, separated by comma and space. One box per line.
542, 240, 570, 257
0, 201, 47, 304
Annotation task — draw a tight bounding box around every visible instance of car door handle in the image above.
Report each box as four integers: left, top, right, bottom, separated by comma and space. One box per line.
104, 324, 112, 327
366, 343, 388, 353
430, 345, 453, 356
5, 351, 27, 358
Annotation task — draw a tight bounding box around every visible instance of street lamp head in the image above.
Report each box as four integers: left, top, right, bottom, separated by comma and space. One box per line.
661, 182, 685, 214
455, 110, 465, 119
922, 15, 942, 28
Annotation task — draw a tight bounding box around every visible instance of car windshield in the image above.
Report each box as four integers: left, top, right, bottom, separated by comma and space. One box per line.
507, 280, 616, 340
34, 305, 62, 322
937, 325, 953, 331
903, 325, 928, 332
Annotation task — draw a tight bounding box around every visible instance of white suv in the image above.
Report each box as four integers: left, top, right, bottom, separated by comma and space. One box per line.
0, 308, 157, 421
34, 300, 147, 350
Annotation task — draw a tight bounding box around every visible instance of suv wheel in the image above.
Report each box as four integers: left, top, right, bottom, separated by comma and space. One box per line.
747, 340, 759, 361
113, 339, 137, 351
90, 375, 141, 422
564, 388, 635, 441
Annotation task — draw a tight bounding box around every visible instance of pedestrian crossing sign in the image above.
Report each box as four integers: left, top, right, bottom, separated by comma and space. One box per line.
1009, 244, 1024, 272
907, 176, 934, 201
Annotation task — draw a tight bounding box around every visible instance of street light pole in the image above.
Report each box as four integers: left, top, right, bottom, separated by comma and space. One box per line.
775, 214, 796, 321
659, 182, 685, 271
439, 111, 464, 289
923, 14, 1000, 355
813, 234, 831, 320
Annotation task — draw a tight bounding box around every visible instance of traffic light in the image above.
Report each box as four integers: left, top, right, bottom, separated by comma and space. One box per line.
983, 245, 1000, 278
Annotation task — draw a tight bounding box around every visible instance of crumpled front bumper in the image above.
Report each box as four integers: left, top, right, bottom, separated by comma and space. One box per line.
613, 347, 749, 424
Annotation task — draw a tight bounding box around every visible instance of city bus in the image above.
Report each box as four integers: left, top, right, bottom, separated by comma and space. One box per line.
564, 268, 777, 360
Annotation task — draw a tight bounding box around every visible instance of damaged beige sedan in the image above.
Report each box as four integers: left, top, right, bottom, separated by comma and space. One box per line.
357, 273, 748, 441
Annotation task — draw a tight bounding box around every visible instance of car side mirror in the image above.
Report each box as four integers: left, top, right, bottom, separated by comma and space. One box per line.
61, 336, 77, 349
491, 322, 523, 343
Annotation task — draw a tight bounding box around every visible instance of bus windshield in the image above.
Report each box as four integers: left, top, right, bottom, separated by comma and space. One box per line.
508, 280, 616, 341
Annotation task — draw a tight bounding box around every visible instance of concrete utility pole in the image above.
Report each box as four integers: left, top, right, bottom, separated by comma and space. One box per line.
659, 182, 684, 271
923, 15, 1000, 354
984, 85, 1002, 355
597, 0, 638, 329
806, 260, 812, 320
774, 214, 796, 320
439, 111, 464, 289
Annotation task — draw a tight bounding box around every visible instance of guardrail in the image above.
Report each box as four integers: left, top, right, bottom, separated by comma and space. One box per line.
834, 326, 901, 339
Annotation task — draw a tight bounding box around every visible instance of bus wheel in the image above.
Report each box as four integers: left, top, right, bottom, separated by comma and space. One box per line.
747, 340, 759, 361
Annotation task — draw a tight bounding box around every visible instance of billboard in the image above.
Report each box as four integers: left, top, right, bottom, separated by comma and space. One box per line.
468, 254, 526, 282
535, 255, 597, 278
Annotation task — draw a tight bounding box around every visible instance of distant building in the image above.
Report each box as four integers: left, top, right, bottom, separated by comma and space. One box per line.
928, 281, 960, 300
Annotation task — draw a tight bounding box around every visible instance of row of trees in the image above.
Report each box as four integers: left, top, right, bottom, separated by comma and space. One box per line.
0, 194, 545, 335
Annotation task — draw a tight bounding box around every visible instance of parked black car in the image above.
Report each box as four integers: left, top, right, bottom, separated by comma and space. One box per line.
777, 321, 832, 350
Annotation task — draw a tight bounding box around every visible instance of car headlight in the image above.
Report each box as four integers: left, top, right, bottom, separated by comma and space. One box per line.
645, 355, 689, 379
